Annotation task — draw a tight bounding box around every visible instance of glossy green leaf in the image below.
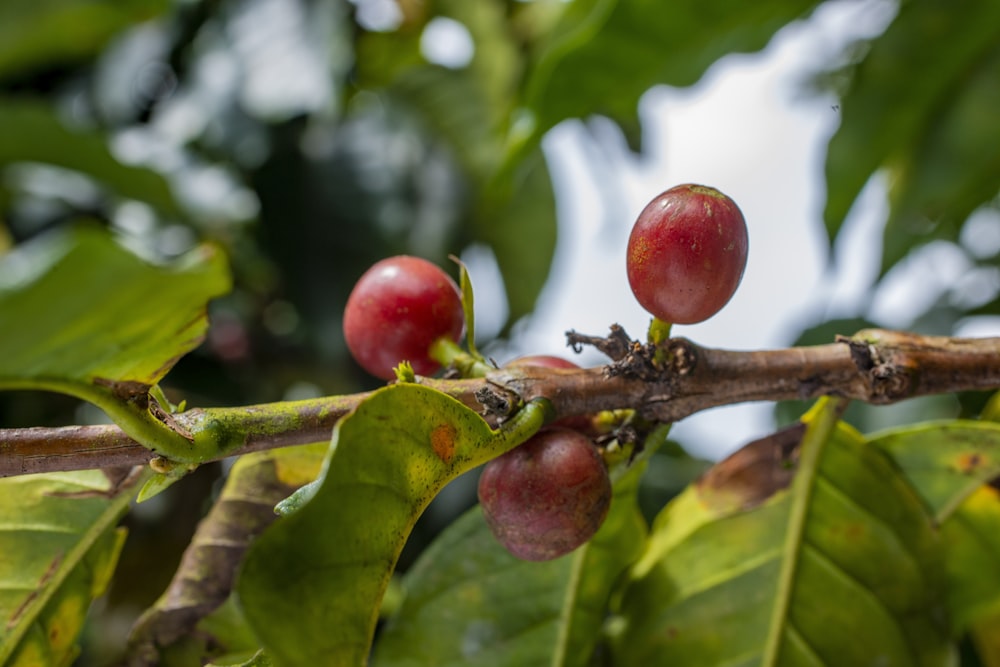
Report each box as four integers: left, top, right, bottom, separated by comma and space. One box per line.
868, 420, 1000, 523
0, 98, 183, 217
611, 400, 951, 666
0, 226, 229, 387
0, 226, 231, 457
524, 0, 822, 148
236, 384, 550, 666
823, 0, 1000, 266
0, 1, 167, 81
0, 468, 141, 665
372, 443, 651, 665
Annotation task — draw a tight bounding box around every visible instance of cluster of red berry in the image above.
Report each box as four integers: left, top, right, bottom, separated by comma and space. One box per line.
342, 184, 748, 560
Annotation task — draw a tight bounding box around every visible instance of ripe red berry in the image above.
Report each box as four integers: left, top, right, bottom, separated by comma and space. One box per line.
478, 427, 612, 561
343, 256, 464, 380
626, 184, 748, 324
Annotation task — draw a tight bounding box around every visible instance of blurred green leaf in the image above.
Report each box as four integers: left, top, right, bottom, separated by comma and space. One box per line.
937, 486, 1000, 635
0, 0, 167, 81
0, 468, 140, 665
372, 448, 649, 666
358, 0, 557, 327
524, 0, 822, 149
385, 78, 556, 326
869, 420, 1000, 523
611, 400, 951, 665
0, 98, 184, 217
236, 385, 549, 666
127, 444, 325, 664
823, 0, 1000, 270
869, 421, 1000, 637
881, 43, 1000, 274
0, 226, 231, 458
478, 146, 557, 328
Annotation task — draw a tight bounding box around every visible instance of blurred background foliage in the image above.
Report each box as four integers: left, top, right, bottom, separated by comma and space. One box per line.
0, 0, 998, 663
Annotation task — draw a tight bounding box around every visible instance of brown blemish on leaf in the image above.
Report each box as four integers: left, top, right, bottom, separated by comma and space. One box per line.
6, 554, 62, 630
430, 423, 457, 463
697, 423, 805, 512
957, 452, 986, 474
94, 378, 150, 403
46, 465, 145, 498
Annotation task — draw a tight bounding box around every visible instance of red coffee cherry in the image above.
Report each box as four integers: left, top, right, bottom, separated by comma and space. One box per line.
343, 256, 463, 380
478, 427, 612, 561
626, 184, 748, 324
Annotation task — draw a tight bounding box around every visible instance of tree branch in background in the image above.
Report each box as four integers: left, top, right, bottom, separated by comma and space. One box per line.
124, 449, 309, 666
3, 329, 1000, 478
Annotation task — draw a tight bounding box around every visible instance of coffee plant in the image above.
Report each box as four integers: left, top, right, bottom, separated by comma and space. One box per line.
2, 1, 1000, 666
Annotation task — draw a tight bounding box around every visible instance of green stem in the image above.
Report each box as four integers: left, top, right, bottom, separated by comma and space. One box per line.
12, 378, 197, 461
429, 337, 493, 378
489, 397, 554, 455
647, 318, 673, 367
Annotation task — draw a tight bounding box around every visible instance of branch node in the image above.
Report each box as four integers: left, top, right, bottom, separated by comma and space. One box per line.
566, 324, 633, 361
475, 381, 521, 422
838, 334, 914, 402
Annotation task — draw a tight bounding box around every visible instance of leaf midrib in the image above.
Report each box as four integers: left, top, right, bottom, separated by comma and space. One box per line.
760, 401, 843, 666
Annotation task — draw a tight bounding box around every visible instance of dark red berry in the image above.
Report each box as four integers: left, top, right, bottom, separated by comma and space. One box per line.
478, 427, 612, 561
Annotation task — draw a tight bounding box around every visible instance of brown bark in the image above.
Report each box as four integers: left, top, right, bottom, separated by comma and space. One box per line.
4, 329, 1000, 478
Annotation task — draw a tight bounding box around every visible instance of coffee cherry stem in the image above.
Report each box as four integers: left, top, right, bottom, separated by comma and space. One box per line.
428, 337, 493, 378
647, 317, 673, 367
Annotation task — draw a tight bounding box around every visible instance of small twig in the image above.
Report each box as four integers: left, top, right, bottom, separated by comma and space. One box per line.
4, 330, 1000, 477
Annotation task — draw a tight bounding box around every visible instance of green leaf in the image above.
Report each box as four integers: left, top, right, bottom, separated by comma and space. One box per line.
868, 420, 1000, 523
236, 384, 550, 666
611, 400, 951, 666
0, 1, 168, 81
881, 41, 1000, 274
0, 468, 141, 665
0, 226, 231, 458
823, 0, 1000, 263
524, 0, 822, 148
362, 0, 557, 327
477, 145, 557, 328
938, 485, 1000, 634
127, 444, 325, 665
0, 98, 184, 217
372, 438, 652, 666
